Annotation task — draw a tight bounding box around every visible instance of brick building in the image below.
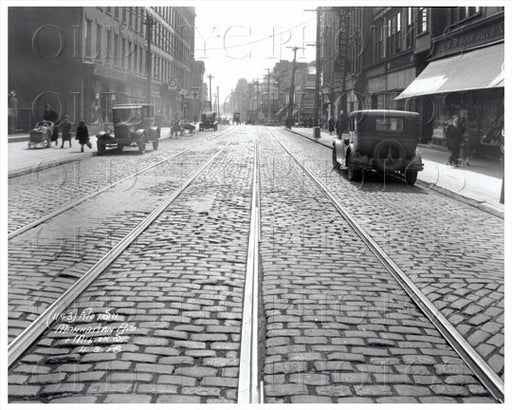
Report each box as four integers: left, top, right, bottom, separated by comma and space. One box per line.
8, 6, 202, 132
319, 6, 504, 158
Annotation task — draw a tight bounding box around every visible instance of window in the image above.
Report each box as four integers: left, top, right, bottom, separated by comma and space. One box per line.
122, 38, 126, 69
128, 41, 132, 71
129, 7, 133, 28
376, 117, 403, 131
418, 7, 428, 34
85, 19, 92, 57
96, 24, 102, 59
106, 30, 112, 63
114, 34, 119, 66
106, 7, 111, 15
114, 7, 119, 20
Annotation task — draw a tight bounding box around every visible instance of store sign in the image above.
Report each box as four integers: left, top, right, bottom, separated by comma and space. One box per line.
439, 20, 504, 56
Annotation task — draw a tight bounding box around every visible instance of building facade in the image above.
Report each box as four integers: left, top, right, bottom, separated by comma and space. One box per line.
8, 6, 201, 132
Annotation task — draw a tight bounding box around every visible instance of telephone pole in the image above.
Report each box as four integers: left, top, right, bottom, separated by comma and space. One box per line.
144, 10, 156, 103
216, 85, 220, 117
286, 46, 303, 129
208, 74, 213, 111
256, 79, 260, 124
313, 7, 321, 138
266, 68, 271, 122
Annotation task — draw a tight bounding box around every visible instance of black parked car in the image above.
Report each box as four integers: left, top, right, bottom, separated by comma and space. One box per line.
332, 109, 424, 185
96, 103, 160, 155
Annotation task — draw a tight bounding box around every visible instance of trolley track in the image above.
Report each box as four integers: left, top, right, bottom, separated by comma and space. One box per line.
8, 126, 503, 403
8, 129, 230, 237
266, 128, 503, 402
8, 128, 239, 341
9, 130, 257, 404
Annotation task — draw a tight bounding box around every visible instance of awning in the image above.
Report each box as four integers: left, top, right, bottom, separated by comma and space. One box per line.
395, 43, 503, 100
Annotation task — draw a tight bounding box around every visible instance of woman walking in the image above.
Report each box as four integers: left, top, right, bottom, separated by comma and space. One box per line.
445, 115, 465, 166
76, 121, 91, 152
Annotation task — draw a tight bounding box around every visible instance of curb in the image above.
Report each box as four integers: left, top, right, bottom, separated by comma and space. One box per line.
283, 128, 504, 220
8, 153, 95, 179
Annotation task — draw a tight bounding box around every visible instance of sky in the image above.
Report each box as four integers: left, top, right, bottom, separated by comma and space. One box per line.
194, 3, 317, 108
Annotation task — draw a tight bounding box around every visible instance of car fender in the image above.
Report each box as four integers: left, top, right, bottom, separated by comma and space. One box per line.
333, 140, 345, 166
136, 129, 145, 138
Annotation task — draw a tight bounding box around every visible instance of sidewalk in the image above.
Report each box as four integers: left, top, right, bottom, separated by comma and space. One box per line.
8, 127, 172, 178
287, 127, 504, 218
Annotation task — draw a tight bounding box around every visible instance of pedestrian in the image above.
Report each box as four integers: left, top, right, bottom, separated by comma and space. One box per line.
43, 104, 59, 146
328, 117, 335, 135
8, 90, 18, 134
335, 114, 345, 139
76, 121, 91, 152
445, 114, 465, 167
60, 115, 72, 148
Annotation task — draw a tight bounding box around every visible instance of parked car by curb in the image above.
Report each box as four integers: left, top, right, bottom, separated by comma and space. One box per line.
332, 109, 424, 185
96, 103, 160, 155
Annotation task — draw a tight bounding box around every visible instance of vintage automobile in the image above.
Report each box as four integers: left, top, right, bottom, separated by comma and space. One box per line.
28, 120, 53, 149
233, 112, 241, 125
96, 103, 160, 155
332, 110, 424, 185
199, 112, 218, 131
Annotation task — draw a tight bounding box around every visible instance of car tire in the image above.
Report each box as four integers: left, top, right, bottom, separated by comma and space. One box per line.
405, 170, 418, 185
152, 139, 159, 151
346, 152, 361, 181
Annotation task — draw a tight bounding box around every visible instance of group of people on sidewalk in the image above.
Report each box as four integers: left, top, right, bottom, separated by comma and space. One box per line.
42, 104, 92, 152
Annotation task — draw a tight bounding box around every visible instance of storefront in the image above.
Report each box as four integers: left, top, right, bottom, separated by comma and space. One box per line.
396, 42, 504, 160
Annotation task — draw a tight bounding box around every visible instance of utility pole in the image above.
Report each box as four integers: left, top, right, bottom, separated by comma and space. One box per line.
216, 85, 220, 117
286, 46, 303, 129
256, 79, 260, 124
313, 7, 322, 138
266, 68, 271, 122
207, 74, 213, 111
144, 10, 156, 103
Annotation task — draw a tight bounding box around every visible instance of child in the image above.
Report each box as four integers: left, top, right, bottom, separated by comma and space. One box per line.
60, 115, 72, 148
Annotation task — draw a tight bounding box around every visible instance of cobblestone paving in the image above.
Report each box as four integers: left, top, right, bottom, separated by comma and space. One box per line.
8, 130, 235, 342
8, 130, 254, 403
8, 128, 228, 234
258, 130, 494, 403
273, 128, 504, 379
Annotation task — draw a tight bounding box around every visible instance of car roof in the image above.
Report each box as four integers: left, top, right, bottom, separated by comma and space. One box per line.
350, 109, 419, 118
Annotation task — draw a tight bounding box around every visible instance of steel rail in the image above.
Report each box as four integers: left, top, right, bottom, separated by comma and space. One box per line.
238, 136, 261, 403
274, 137, 504, 403
8, 127, 234, 240
8, 138, 235, 367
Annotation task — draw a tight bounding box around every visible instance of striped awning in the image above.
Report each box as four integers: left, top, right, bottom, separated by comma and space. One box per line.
396, 42, 504, 100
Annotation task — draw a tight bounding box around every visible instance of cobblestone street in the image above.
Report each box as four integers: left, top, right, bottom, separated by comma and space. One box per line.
7, 125, 504, 404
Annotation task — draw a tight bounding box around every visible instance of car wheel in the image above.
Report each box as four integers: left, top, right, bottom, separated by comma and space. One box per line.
152, 139, 159, 151
346, 152, 362, 181
405, 170, 418, 185
372, 139, 406, 172
97, 143, 105, 156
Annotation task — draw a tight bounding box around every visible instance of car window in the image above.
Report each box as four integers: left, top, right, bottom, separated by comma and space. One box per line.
376, 117, 403, 131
